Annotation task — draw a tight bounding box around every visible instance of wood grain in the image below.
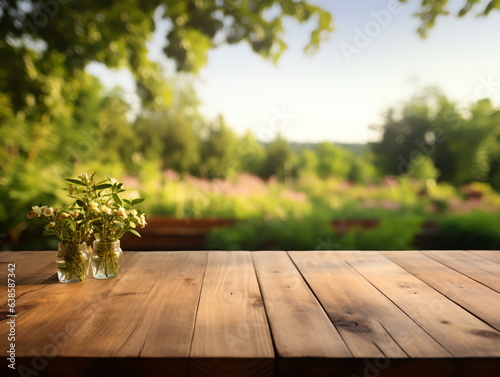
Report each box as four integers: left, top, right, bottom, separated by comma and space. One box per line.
290, 250, 450, 358
190, 251, 274, 377
3, 250, 500, 377
338, 251, 500, 357
384, 250, 500, 331
8, 253, 146, 357
470, 250, 500, 265
253, 251, 351, 358
139, 251, 208, 357
0, 251, 56, 307
59, 252, 203, 357
422, 250, 500, 293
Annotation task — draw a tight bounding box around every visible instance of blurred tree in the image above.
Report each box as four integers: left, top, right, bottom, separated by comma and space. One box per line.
200, 115, 238, 178
0, 0, 332, 114
161, 111, 201, 174
399, 0, 500, 37
133, 114, 165, 163
405, 155, 440, 182
95, 92, 138, 171
0, 74, 109, 250
160, 80, 204, 174
371, 89, 438, 177
297, 148, 319, 177
261, 135, 293, 181
488, 160, 500, 191
348, 154, 379, 184
316, 142, 352, 179
237, 131, 266, 176
0, 0, 333, 199
448, 99, 500, 184
372, 89, 500, 186
426, 95, 461, 182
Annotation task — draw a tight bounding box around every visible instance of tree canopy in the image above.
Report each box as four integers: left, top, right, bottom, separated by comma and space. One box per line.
371, 88, 500, 189
0, 0, 333, 113
402, 0, 500, 37
2, 0, 499, 115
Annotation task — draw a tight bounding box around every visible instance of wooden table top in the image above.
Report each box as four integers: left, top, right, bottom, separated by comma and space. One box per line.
1, 250, 500, 377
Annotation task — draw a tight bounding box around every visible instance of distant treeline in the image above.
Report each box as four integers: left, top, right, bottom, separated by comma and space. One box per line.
3, 80, 500, 191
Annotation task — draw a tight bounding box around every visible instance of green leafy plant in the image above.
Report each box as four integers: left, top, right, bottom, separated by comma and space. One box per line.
66, 173, 147, 243
26, 205, 91, 245
66, 172, 147, 278
26, 204, 92, 282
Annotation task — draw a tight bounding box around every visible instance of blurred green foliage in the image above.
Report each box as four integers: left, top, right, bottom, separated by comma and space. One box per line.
206, 216, 333, 251
340, 216, 423, 250
0, 0, 333, 114
400, 0, 500, 37
440, 211, 500, 250
207, 214, 424, 251
371, 88, 500, 190
2, 1, 500, 250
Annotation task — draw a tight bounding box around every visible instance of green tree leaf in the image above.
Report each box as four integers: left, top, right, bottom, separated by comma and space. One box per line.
113, 194, 122, 207
127, 229, 141, 238
131, 198, 145, 206
94, 184, 113, 190
65, 179, 85, 186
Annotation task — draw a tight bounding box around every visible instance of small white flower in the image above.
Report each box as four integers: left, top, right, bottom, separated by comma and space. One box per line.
43, 207, 54, 217
117, 207, 127, 219
32, 206, 43, 216
138, 214, 147, 228
101, 206, 112, 215
89, 202, 99, 211
79, 173, 89, 182
58, 212, 69, 221
26, 211, 38, 219
130, 209, 138, 216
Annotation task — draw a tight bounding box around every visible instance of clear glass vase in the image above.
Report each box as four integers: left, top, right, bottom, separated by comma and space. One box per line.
56, 243, 90, 283
91, 240, 122, 279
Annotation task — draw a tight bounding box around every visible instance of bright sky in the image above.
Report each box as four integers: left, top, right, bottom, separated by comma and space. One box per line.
87, 0, 500, 144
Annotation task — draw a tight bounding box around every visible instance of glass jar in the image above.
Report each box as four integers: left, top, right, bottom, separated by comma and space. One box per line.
91, 240, 123, 279
56, 243, 90, 283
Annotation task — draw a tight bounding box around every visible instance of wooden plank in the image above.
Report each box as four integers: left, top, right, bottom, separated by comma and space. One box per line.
385, 250, 500, 331
6, 252, 206, 376
470, 250, 500, 265
337, 251, 500, 357
252, 251, 350, 377
0, 251, 58, 317
2, 252, 146, 357
423, 250, 500, 293
5, 249, 500, 376
4, 252, 207, 377
57, 251, 207, 376
137, 251, 207, 358
0, 251, 56, 286
190, 251, 274, 377
290, 251, 450, 358
59, 252, 205, 359
0, 251, 13, 261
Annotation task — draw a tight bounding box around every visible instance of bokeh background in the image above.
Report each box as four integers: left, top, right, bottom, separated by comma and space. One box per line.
2, 0, 500, 251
